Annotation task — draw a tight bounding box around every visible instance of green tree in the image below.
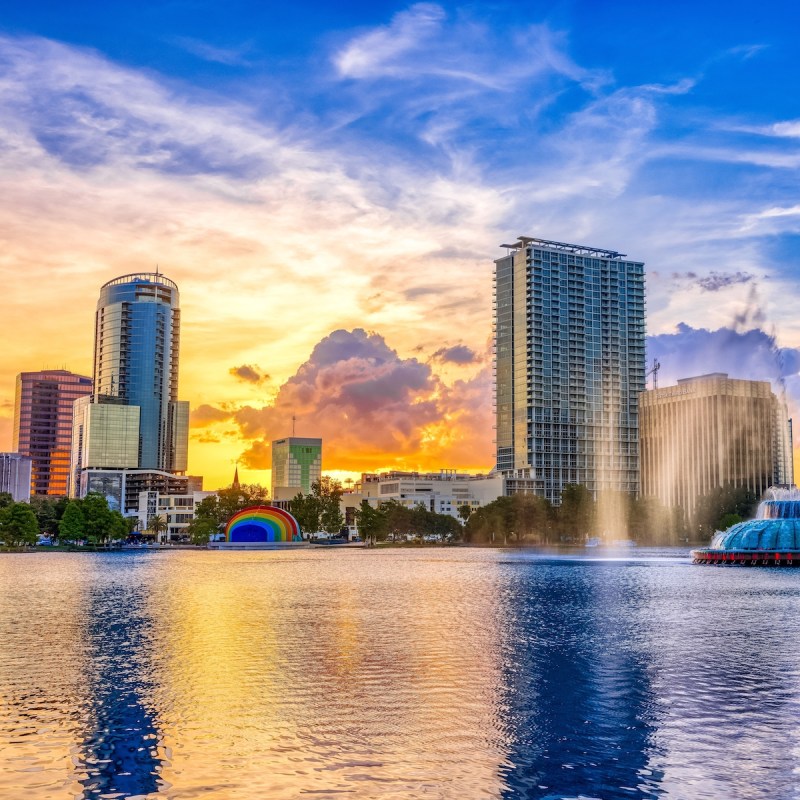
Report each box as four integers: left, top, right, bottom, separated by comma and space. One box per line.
464, 496, 516, 544
59, 501, 85, 544
29, 495, 68, 539
187, 516, 220, 545
216, 484, 270, 522
107, 511, 129, 545
557, 485, 594, 541
80, 493, 114, 546
693, 485, 758, 541
383, 500, 414, 542
289, 492, 321, 536
314, 477, 345, 534
457, 504, 472, 525
0, 502, 39, 547
0, 492, 13, 510
514, 494, 552, 544
355, 499, 387, 545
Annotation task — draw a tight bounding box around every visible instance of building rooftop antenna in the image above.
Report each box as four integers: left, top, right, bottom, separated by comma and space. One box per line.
292, 414, 296, 437
646, 358, 661, 390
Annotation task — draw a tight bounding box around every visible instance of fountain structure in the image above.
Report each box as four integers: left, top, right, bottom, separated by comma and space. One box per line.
692, 487, 800, 565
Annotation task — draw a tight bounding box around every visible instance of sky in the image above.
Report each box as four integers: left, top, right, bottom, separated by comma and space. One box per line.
2, 0, 800, 490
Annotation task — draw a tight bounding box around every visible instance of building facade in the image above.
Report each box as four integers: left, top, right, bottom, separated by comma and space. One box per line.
70, 396, 140, 494
71, 272, 193, 500
640, 373, 794, 516
13, 369, 92, 496
93, 272, 188, 472
271, 437, 322, 499
494, 236, 645, 504
134, 489, 215, 541
0, 453, 33, 502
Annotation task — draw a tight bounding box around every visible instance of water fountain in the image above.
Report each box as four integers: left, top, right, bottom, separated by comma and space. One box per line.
692, 487, 800, 565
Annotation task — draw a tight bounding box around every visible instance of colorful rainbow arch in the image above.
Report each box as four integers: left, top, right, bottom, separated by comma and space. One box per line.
225, 506, 302, 543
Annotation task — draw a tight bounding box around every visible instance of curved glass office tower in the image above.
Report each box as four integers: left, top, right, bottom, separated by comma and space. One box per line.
93, 273, 188, 472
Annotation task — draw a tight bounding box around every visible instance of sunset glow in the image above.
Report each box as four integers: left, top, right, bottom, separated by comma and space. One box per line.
3, 3, 800, 488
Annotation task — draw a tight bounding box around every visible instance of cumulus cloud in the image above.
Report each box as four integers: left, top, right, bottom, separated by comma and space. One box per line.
430, 344, 479, 364
230, 328, 492, 472
647, 323, 800, 390
229, 364, 270, 384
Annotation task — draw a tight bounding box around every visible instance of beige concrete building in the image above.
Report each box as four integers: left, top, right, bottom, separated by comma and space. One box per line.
639, 373, 793, 515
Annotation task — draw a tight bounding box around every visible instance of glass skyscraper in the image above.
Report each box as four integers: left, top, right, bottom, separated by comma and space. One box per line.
91, 272, 188, 472
13, 369, 92, 495
494, 236, 645, 503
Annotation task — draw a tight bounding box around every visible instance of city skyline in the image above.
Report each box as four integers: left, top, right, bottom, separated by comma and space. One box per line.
2, 2, 800, 490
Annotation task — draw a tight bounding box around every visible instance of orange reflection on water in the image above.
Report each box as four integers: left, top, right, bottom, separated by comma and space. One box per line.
144, 549, 510, 798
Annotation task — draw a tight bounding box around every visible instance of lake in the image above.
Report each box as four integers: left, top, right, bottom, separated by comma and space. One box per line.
1, 547, 799, 799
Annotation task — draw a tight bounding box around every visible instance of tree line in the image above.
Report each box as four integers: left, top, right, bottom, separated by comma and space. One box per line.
462, 483, 760, 545
0, 479, 763, 549
355, 499, 464, 545
0, 492, 131, 548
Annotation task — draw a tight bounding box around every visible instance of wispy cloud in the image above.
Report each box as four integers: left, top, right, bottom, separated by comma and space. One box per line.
170, 36, 253, 66
0, 9, 799, 485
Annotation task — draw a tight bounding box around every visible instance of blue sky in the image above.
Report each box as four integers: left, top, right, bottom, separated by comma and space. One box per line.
2, 1, 800, 483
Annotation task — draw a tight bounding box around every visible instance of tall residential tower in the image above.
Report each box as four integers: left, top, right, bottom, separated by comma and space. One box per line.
92, 272, 188, 471
494, 236, 646, 503
71, 272, 191, 509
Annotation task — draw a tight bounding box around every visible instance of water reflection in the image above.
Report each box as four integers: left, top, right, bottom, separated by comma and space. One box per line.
497, 557, 662, 799
77, 563, 166, 798
4, 550, 800, 800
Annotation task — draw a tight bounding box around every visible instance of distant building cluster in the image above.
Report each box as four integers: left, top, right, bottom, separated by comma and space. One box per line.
3, 272, 207, 541
2, 234, 795, 541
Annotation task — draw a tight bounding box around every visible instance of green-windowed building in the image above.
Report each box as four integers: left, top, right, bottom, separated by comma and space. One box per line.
271, 437, 322, 499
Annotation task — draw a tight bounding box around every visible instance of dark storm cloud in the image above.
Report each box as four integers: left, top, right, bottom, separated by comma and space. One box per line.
671, 271, 755, 292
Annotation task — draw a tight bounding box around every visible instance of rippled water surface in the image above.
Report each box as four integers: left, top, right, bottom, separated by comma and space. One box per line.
2, 548, 800, 799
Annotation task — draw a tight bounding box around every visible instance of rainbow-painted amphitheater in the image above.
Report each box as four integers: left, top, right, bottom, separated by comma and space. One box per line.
208, 505, 306, 549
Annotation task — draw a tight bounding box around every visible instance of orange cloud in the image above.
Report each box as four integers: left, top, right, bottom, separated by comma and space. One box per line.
199, 328, 494, 475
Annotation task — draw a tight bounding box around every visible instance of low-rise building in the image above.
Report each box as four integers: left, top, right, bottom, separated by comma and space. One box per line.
134, 489, 215, 541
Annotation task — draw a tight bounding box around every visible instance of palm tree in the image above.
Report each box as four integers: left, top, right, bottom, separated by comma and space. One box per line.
148, 514, 168, 545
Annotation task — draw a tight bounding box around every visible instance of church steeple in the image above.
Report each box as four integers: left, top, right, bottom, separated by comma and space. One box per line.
232, 464, 240, 490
